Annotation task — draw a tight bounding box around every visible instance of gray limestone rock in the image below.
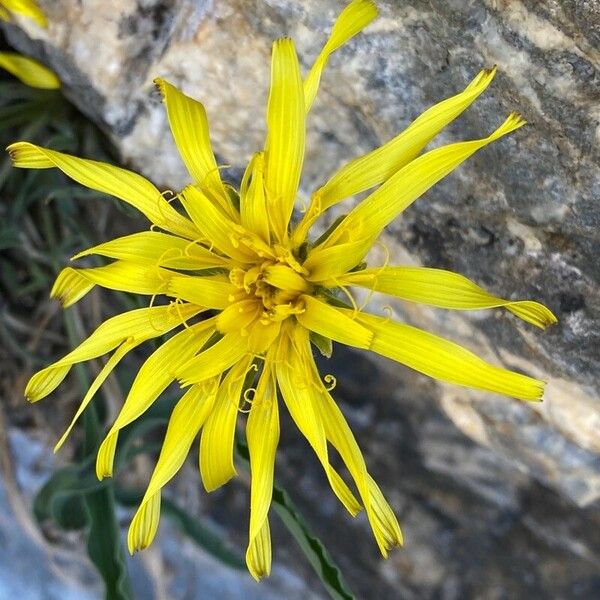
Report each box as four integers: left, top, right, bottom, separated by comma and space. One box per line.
2, 0, 599, 597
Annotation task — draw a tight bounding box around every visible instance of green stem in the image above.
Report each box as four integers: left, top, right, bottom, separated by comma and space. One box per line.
64, 310, 133, 600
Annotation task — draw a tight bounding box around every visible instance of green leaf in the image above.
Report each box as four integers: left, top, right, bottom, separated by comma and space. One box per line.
272, 486, 355, 600
32, 459, 132, 599
33, 461, 101, 530
85, 487, 133, 600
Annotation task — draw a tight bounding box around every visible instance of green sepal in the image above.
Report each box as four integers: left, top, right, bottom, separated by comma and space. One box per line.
310, 330, 333, 358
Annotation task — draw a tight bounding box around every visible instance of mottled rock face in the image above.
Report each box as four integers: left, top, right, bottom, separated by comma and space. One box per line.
3, 0, 600, 596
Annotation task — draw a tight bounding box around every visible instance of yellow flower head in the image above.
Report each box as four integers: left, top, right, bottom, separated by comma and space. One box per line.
0, 0, 47, 26
7, 0, 556, 580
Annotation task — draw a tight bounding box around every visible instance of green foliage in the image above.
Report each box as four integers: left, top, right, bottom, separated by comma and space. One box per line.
272, 486, 355, 600
85, 484, 134, 600
33, 457, 132, 600
33, 457, 104, 531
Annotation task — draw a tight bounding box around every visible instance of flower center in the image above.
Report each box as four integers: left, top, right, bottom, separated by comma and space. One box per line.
229, 259, 311, 322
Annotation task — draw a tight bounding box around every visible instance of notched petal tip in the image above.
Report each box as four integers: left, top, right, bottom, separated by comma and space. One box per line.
127, 493, 162, 557
507, 300, 558, 330
153, 76, 168, 98
274, 35, 293, 46
96, 432, 119, 480
5, 141, 55, 169
24, 378, 36, 402
6, 142, 23, 163
127, 539, 149, 556
341, 0, 379, 28
466, 64, 496, 90
534, 307, 559, 329
533, 302, 559, 329
505, 111, 528, 131
23, 389, 37, 404
479, 64, 497, 81
532, 381, 546, 402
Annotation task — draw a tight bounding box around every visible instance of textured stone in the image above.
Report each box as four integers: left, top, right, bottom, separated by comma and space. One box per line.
3, 0, 600, 597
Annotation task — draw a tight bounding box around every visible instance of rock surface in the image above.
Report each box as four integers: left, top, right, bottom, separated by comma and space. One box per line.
2, 0, 600, 598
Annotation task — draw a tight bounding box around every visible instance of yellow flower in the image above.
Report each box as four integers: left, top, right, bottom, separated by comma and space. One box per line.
0, 0, 47, 26
0, 52, 59, 89
8, 0, 556, 580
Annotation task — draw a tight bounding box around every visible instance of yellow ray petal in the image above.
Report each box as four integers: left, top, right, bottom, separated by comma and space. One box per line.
352, 310, 546, 400
264, 38, 305, 241
96, 431, 119, 481
127, 492, 161, 554
263, 263, 311, 293
295, 294, 372, 349
179, 185, 255, 263
303, 238, 371, 282
366, 474, 404, 555
313, 67, 497, 210
154, 78, 231, 215
176, 332, 249, 386
96, 319, 217, 479
240, 152, 270, 243
54, 339, 138, 452
51, 262, 174, 307
306, 352, 402, 555
246, 356, 279, 580
25, 303, 202, 402
307, 113, 527, 280
0, 52, 59, 89
128, 380, 218, 552
246, 518, 272, 582
168, 274, 235, 310
304, 0, 378, 112
7, 142, 198, 239
50, 267, 95, 307
2, 0, 47, 26
276, 325, 361, 515
200, 356, 254, 491
216, 299, 262, 336
72, 231, 228, 271
337, 266, 557, 328
246, 319, 281, 355
0, 6, 10, 20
